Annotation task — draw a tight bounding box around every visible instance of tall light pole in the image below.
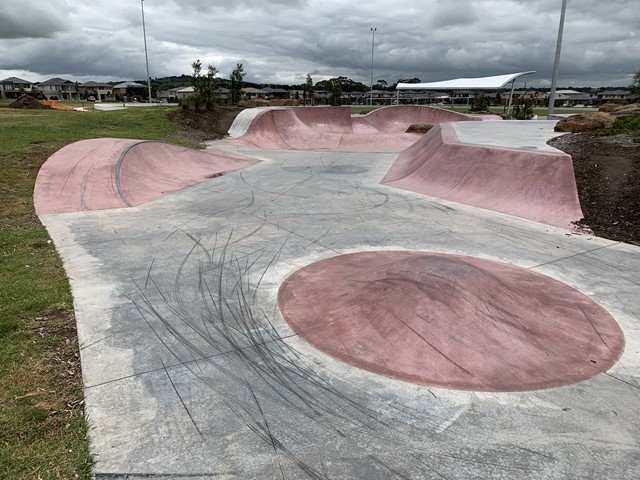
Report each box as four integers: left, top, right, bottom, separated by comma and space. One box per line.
547, 0, 568, 117
141, 0, 152, 102
369, 27, 377, 106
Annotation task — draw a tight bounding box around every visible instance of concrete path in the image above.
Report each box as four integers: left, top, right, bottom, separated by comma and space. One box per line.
38, 119, 640, 479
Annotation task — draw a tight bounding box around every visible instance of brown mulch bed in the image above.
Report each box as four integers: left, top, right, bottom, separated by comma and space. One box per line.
549, 133, 640, 246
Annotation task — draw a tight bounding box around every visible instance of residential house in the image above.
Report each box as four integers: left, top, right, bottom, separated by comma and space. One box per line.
565, 93, 598, 107
289, 89, 305, 100
79, 81, 114, 102
157, 86, 230, 103
596, 89, 631, 103
217, 87, 230, 101
342, 91, 366, 104
0, 77, 34, 99
112, 81, 148, 100
260, 87, 289, 100
162, 86, 196, 101
241, 87, 265, 100
39, 78, 80, 100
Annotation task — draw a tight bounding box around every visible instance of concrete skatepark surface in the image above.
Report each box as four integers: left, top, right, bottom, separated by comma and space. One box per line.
35, 106, 640, 479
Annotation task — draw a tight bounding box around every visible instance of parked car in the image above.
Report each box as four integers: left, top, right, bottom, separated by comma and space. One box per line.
87, 96, 96, 102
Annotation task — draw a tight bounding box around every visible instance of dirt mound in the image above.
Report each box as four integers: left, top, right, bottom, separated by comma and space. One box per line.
405, 123, 433, 134
167, 106, 244, 144
8, 95, 52, 110
549, 133, 640, 245
555, 112, 616, 133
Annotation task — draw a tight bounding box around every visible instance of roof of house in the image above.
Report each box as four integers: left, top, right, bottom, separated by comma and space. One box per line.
81, 81, 113, 88
1, 77, 32, 84
569, 93, 596, 100
40, 77, 74, 86
113, 81, 147, 89
261, 87, 288, 93
169, 86, 195, 93
597, 89, 631, 95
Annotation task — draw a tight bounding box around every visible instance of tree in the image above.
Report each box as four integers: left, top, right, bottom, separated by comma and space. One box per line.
390, 77, 421, 90
630, 69, 640, 99
230, 63, 245, 105
305, 74, 314, 105
329, 79, 342, 106
191, 59, 219, 110
512, 98, 534, 120
375, 79, 388, 90
315, 76, 368, 93
470, 92, 490, 112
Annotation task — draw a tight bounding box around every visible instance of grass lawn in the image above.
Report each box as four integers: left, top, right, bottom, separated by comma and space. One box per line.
0, 106, 193, 479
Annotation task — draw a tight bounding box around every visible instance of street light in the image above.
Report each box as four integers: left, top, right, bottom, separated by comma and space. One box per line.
141, 0, 152, 102
370, 27, 377, 106
547, 0, 568, 117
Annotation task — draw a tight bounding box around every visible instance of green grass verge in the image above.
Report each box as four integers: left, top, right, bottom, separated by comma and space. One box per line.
0, 106, 192, 479
594, 114, 640, 142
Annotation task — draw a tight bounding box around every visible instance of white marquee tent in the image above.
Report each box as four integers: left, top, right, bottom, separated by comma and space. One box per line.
395, 71, 536, 112
395, 71, 536, 91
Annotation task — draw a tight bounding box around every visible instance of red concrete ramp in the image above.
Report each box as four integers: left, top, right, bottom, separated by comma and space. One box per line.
34, 139, 258, 215
381, 124, 583, 228
230, 106, 495, 151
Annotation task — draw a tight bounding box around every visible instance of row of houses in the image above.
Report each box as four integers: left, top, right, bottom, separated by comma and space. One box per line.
2, 76, 634, 105
392, 88, 634, 106
0, 77, 149, 101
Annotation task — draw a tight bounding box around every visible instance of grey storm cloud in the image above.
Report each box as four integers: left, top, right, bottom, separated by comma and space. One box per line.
0, 1, 70, 39
0, 0, 637, 87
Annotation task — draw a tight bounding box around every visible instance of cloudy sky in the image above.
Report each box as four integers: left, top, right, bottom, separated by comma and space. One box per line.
1, 0, 638, 88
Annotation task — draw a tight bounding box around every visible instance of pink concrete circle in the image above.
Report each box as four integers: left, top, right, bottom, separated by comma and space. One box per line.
278, 251, 625, 392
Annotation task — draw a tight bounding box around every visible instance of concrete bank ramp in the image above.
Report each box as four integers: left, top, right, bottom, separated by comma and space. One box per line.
34, 138, 259, 215
381, 123, 584, 228
229, 105, 498, 151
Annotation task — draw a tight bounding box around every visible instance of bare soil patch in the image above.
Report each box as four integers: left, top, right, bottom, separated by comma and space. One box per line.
549, 133, 640, 246
167, 106, 244, 144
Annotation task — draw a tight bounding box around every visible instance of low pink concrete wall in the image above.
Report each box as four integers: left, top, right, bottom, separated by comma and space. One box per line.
381, 124, 584, 228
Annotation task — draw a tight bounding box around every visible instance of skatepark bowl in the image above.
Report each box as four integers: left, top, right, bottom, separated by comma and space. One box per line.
35, 106, 640, 479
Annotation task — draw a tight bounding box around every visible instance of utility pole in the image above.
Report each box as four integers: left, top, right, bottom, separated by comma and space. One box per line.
141, 0, 152, 102
370, 27, 377, 106
547, 0, 568, 117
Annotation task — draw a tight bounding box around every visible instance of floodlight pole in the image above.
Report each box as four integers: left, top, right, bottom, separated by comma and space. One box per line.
141, 0, 152, 102
370, 27, 377, 106
547, 0, 568, 117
